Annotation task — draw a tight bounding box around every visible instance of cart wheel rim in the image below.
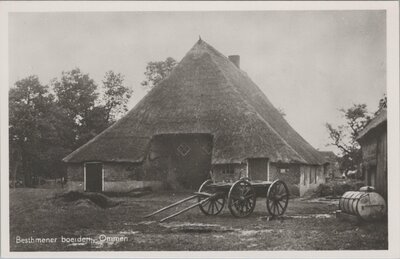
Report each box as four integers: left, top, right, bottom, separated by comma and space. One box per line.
198, 179, 225, 216
228, 179, 256, 218
266, 179, 289, 216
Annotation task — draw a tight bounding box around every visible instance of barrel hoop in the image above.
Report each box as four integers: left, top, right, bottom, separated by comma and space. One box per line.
352, 192, 364, 215
357, 193, 369, 216
346, 192, 352, 214
350, 192, 359, 214
356, 193, 369, 218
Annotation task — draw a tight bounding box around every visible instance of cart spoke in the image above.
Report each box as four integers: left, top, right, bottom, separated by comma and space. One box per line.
215, 201, 221, 211
277, 200, 284, 210
275, 201, 281, 215
244, 200, 250, 212
240, 202, 245, 214
244, 193, 254, 199
230, 194, 240, 200
207, 202, 212, 213
202, 200, 210, 208
277, 194, 288, 200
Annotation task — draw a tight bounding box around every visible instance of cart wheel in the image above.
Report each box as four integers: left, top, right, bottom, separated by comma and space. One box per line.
266, 179, 289, 216
198, 179, 225, 216
228, 179, 256, 217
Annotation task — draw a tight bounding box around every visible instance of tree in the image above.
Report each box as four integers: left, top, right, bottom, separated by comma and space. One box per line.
9, 76, 58, 186
77, 71, 133, 142
277, 107, 286, 117
9, 69, 133, 186
101, 70, 132, 122
325, 104, 371, 177
141, 57, 177, 90
376, 94, 387, 115
52, 68, 99, 147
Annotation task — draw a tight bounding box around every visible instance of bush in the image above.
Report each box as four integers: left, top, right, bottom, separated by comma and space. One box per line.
313, 179, 365, 197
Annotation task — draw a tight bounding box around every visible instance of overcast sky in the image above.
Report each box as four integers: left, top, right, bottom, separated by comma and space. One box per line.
9, 11, 386, 154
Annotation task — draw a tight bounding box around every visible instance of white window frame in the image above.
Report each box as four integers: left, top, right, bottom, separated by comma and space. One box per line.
83, 162, 104, 192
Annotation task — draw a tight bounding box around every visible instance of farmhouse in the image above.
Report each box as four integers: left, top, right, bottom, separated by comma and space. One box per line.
356, 109, 387, 200
63, 39, 327, 196
319, 151, 341, 179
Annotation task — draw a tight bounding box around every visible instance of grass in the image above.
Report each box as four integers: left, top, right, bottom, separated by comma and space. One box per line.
9, 188, 388, 251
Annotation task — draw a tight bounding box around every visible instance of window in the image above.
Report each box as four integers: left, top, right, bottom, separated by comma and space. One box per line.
177, 143, 191, 157
222, 164, 234, 174
280, 168, 290, 174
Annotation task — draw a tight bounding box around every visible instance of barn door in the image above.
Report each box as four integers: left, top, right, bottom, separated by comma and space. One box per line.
173, 135, 213, 189
85, 163, 103, 192
145, 134, 213, 190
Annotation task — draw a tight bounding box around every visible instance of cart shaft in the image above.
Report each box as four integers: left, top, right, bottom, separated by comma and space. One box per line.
143, 194, 198, 218
160, 196, 213, 223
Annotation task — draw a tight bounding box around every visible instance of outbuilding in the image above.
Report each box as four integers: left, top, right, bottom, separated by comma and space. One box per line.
356, 109, 387, 200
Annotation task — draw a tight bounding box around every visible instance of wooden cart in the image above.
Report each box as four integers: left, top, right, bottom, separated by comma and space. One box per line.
145, 177, 290, 222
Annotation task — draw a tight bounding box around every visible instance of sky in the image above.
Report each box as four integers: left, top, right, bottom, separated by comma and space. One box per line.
9, 11, 386, 154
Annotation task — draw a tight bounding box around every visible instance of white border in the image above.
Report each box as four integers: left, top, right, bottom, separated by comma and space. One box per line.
1, 1, 399, 258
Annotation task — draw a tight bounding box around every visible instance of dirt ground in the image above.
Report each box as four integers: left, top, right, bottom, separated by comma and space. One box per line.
9, 188, 388, 251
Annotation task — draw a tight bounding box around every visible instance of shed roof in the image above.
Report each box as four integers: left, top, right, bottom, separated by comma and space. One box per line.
357, 109, 387, 141
319, 151, 338, 163
63, 39, 326, 165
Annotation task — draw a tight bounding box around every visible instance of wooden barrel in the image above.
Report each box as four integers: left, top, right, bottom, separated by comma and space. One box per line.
339, 190, 386, 221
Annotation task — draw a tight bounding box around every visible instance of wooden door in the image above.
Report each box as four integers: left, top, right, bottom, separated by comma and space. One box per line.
85, 163, 103, 192
173, 135, 213, 189
146, 134, 213, 190
248, 158, 269, 181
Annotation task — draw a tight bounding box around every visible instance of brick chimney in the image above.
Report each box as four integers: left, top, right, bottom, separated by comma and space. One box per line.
228, 55, 240, 68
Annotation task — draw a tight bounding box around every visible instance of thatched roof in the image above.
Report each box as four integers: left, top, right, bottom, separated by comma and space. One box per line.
357, 109, 387, 141
63, 39, 325, 165
318, 151, 337, 164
